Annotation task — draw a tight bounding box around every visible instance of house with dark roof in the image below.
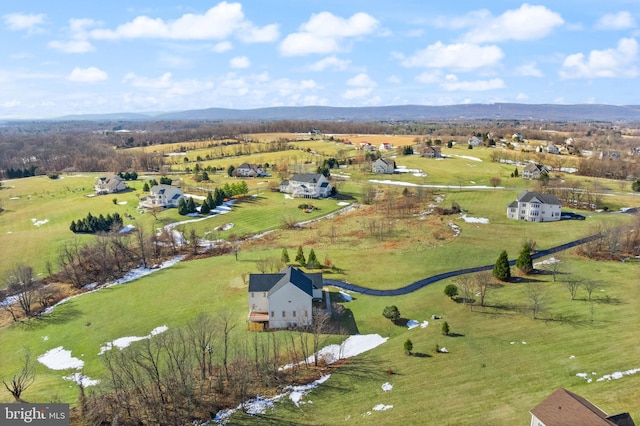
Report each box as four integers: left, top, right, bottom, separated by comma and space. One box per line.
422, 145, 442, 158
280, 173, 332, 198
248, 267, 323, 329
139, 184, 184, 209
507, 191, 562, 222
530, 388, 635, 426
94, 173, 128, 195
522, 163, 550, 180
235, 163, 265, 178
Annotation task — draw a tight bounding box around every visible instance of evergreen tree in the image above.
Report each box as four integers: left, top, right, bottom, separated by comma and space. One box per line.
441, 321, 450, 336
178, 198, 188, 215
493, 250, 511, 281
201, 171, 209, 181
187, 197, 197, 214
295, 245, 306, 265
281, 248, 290, 264
514, 167, 519, 177
200, 199, 210, 215
214, 188, 225, 206
227, 165, 235, 177
70, 220, 77, 233
307, 249, 319, 268
516, 244, 534, 274
206, 191, 215, 208
404, 339, 413, 356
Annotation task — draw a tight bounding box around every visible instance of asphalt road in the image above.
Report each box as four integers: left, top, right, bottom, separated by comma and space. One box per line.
323, 234, 601, 296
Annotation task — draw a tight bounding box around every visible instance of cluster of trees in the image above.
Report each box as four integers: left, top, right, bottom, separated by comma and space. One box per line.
445, 271, 495, 308
280, 246, 323, 270
178, 197, 198, 215
143, 176, 172, 191
576, 220, 640, 260
4, 165, 39, 179
70, 212, 124, 234
316, 157, 341, 177
117, 171, 138, 181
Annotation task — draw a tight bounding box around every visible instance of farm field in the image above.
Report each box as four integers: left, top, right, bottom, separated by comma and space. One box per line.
0, 138, 639, 425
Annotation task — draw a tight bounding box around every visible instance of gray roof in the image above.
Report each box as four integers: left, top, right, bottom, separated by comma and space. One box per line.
248, 266, 315, 297
289, 173, 323, 183
516, 191, 561, 205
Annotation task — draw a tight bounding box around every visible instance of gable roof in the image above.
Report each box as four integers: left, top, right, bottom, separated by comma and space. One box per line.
531, 388, 635, 426
248, 266, 314, 297
516, 191, 561, 205
289, 173, 324, 183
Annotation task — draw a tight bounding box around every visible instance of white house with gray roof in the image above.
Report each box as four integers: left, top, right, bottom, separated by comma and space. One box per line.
280, 173, 332, 198
139, 184, 184, 209
507, 191, 562, 222
248, 267, 323, 329
94, 173, 128, 195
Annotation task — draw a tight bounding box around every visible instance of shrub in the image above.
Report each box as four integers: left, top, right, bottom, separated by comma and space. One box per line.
382, 305, 401, 322
404, 339, 413, 356
444, 284, 458, 300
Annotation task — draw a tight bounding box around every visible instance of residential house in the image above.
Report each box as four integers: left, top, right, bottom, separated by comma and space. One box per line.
512, 132, 524, 142
247, 266, 323, 330
280, 173, 332, 198
379, 142, 393, 151
358, 142, 376, 151
507, 191, 562, 222
372, 158, 395, 174
522, 163, 549, 180
599, 151, 621, 160
94, 173, 128, 195
422, 145, 442, 158
468, 136, 483, 147
235, 163, 265, 178
530, 388, 635, 426
547, 144, 560, 155
139, 184, 184, 209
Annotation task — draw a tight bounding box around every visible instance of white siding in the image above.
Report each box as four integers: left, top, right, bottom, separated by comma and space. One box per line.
268, 284, 312, 328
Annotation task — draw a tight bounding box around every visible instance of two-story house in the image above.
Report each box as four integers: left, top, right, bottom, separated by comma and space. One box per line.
247, 267, 323, 330
235, 163, 265, 178
139, 184, 184, 209
422, 146, 442, 158
507, 191, 562, 222
372, 158, 395, 174
280, 173, 332, 198
94, 173, 128, 195
522, 163, 550, 180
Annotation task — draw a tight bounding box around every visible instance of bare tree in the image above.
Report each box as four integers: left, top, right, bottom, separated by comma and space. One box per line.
5, 264, 39, 318
582, 280, 599, 301
473, 271, 493, 307
455, 275, 474, 308
562, 277, 581, 300
525, 283, 547, 319
3, 349, 36, 402
489, 176, 501, 188
187, 314, 216, 380
219, 311, 237, 380
549, 258, 561, 282
310, 308, 331, 367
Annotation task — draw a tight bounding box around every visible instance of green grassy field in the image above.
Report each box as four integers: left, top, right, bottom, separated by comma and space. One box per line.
0, 143, 639, 425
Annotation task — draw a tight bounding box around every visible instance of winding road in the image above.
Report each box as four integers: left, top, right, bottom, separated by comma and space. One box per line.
324, 234, 601, 296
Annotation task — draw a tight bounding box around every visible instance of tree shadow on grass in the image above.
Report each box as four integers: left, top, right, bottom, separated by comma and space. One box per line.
411, 352, 432, 358
23, 303, 81, 329
445, 332, 465, 338
510, 276, 545, 284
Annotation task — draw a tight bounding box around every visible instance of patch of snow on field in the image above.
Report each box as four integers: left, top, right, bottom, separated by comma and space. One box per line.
99, 325, 168, 354
440, 347, 448, 353
117, 201, 128, 205
339, 290, 353, 301
64, 372, 100, 387
287, 375, 331, 406
453, 155, 482, 162
284, 194, 294, 199
534, 257, 559, 267
0, 295, 19, 307
382, 382, 393, 392
38, 347, 84, 370
119, 224, 135, 233
461, 214, 489, 224
31, 218, 49, 227
596, 368, 640, 382
421, 320, 429, 328
373, 404, 393, 411
215, 223, 234, 231
413, 173, 427, 177
9, 196, 20, 200
407, 320, 419, 329
449, 222, 460, 236
337, 201, 350, 206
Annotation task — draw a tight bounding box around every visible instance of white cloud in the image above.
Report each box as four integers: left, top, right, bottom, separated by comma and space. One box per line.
560, 38, 639, 79
346, 73, 376, 87
415, 71, 443, 84
387, 75, 401, 84
516, 92, 529, 100
515, 62, 543, 77
595, 12, 636, 30
1, 100, 21, 108
280, 11, 378, 56
432, 10, 491, 30
439, 75, 505, 91
89, 2, 276, 42
462, 4, 564, 43
342, 87, 374, 99
67, 67, 108, 82
123, 72, 173, 89
230, 56, 250, 69
212, 41, 233, 52
308, 56, 351, 71
4, 13, 45, 33
48, 40, 95, 54
402, 41, 503, 70
123, 72, 214, 96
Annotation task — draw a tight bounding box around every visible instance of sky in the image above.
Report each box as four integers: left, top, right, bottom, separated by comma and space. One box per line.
1, 1, 639, 118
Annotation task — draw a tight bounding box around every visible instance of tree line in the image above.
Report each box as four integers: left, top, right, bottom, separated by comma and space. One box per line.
69, 212, 123, 234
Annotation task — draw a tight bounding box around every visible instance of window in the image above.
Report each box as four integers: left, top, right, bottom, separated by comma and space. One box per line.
263, 292, 267, 297
251, 292, 254, 297
270, 311, 274, 317
292, 311, 296, 317
282, 311, 286, 318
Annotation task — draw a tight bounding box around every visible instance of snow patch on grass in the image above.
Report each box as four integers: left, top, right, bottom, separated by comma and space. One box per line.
382, 382, 393, 392
99, 325, 169, 354
31, 218, 49, 227
38, 347, 84, 370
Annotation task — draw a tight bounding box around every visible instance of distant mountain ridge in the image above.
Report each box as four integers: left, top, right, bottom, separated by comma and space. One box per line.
56, 103, 640, 122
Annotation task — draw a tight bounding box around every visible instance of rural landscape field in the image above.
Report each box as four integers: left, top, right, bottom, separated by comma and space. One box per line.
1, 117, 639, 425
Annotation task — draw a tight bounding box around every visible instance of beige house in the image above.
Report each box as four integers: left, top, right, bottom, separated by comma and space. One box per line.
372, 158, 395, 174
530, 388, 635, 426
140, 184, 184, 209
522, 163, 549, 180
247, 267, 323, 330
235, 163, 265, 177
94, 173, 128, 195
507, 191, 562, 222
280, 173, 332, 198
422, 146, 442, 158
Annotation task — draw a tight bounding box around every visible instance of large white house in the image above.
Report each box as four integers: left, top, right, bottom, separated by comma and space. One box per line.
139, 184, 184, 209
372, 158, 395, 174
507, 191, 562, 222
94, 173, 128, 195
235, 163, 265, 178
280, 173, 332, 198
247, 267, 323, 330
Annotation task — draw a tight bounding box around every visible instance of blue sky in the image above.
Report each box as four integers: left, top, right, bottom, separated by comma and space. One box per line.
1, 1, 639, 118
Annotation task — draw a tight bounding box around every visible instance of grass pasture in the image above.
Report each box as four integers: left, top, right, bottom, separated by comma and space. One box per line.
0, 139, 639, 424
